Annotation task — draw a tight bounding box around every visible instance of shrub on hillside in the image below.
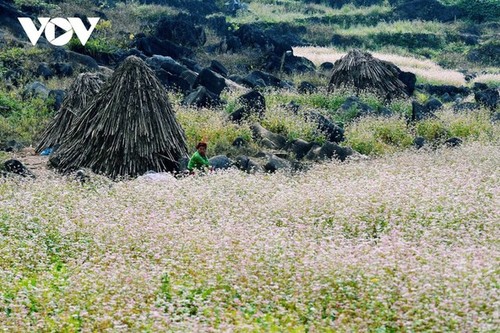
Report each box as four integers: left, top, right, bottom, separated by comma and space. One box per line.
176, 107, 253, 156
345, 115, 413, 155
453, 0, 500, 22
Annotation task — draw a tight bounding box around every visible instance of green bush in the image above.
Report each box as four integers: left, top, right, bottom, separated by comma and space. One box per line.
416, 118, 450, 142
345, 116, 413, 155
0, 90, 54, 145
454, 0, 500, 22
176, 108, 253, 156
261, 107, 326, 143
437, 109, 499, 143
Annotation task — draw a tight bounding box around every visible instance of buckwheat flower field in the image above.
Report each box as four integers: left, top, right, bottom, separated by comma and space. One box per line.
0, 143, 498, 332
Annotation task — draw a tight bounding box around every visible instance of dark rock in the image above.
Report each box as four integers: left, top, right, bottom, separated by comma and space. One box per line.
266, 51, 316, 74
53, 62, 74, 77
444, 137, 463, 147
182, 86, 221, 108
48, 89, 66, 111
412, 101, 428, 121
23, 81, 49, 99
339, 96, 374, 118
179, 58, 203, 73
413, 136, 425, 149
210, 60, 229, 77
251, 123, 287, 150
233, 24, 292, 56
4, 159, 35, 178
235, 155, 249, 170
304, 144, 322, 161
453, 102, 479, 112
229, 108, 248, 123
4, 68, 24, 86
467, 41, 500, 66
264, 154, 291, 172
180, 70, 198, 88
473, 82, 489, 92
475, 88, 499, 110
135, 36, 193, 59
115, 48, 147, 62
75, 169, 89, 184
0, 140, 23, 152
331, 34, 363, 48
306, 111, 344, 143
193, 68, 227, 96
209, 155, 233, 170
425, 98, 443, 112
397, 71, 416, 96
317, 142, 353, 161
238, 90, 266, 116
441, 93, 453, 103
0, 0, 29, 37
155, 69, 191, 93
242, 71, 284, 88
319, 62, 334, 71
146, 55, 187, 75
37, 63, 54, 79
288, 139, 314, 160
232, 136, 247, 147
155, 16, 206, 47
459, 33, 480, 46
217, 35, 242, 53
298, 81, 318, 94
426, 84, 469, 97
235, 155, 262, 173
66, 50, 99, 70
225, 0, 248, 15
492, 112, 500, 122
393, 0, 463, 22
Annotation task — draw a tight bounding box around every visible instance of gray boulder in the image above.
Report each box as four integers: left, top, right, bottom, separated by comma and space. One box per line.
209, 155, 234, 170
183, 86, 222, 108
288, 139, 314, 160
264, 154, 291, 172
23, 81, 49, 99
251, 123, 287, 150
194, 68, 227, 96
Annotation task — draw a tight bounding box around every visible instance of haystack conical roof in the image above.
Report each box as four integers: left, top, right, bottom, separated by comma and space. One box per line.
36, 73, 104, 153
51, 56, 188, 178
328, 49, 408, 99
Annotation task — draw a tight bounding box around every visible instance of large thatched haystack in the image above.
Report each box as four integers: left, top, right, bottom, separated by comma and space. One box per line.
51, 56, 188, 178
328, 49, 409, 99
36, 73, 104, 153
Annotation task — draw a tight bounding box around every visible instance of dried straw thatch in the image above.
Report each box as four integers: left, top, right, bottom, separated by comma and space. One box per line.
328, 49, 408, 99
36, 73, 104, 153
51, 56, 188, 178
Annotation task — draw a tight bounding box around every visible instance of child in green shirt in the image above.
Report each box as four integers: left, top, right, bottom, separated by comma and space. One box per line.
188, 142, 210, 172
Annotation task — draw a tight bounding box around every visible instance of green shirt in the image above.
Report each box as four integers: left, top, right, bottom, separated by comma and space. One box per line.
188, 151, 210, 171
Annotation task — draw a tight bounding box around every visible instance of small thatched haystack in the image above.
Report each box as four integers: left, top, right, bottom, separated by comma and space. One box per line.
51, 56, 188, 178
36, 73, 104, 153
329, 49, 408, 99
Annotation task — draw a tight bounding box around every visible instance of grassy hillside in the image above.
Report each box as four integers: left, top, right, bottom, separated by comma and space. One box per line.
0, 0, 499, 152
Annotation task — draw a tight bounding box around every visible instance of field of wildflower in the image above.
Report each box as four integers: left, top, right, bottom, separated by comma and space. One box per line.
0, 142, 498, 331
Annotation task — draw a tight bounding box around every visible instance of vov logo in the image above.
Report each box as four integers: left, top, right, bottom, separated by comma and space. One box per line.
18, 17, 100, 46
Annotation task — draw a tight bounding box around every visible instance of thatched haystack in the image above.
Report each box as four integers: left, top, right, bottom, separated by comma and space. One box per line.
328, 49, 409, 99
51, 56, 188, 178
36, 73, 104, 153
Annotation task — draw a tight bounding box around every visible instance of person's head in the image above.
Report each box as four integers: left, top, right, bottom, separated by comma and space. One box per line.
196, 142, 207, 156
